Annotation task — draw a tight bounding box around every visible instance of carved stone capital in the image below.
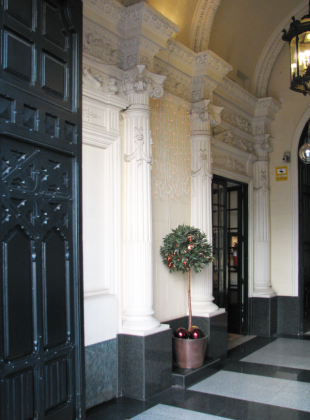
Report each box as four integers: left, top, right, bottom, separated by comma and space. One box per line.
253, 134, 274, 159
190, 100, 223, 136
123, 65, 166, 104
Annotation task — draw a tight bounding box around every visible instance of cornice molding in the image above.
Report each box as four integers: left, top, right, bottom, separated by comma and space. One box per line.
83, 0, 124, 23
212, 153, 246, 174
213, 94, 252, 135
122, 2, 179, 38
154, 57, 192, 102
218, 78, 257, 109
189, 0, 222, 53
83, 18, 124, 68
251, 0, 308, 98
83, 0, 179, 39
195, 50, 232, 78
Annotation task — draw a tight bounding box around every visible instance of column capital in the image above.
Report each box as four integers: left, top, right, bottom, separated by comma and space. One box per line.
123, 65, 166, 105
253, 134, 274, 160
190, 100, 223, 136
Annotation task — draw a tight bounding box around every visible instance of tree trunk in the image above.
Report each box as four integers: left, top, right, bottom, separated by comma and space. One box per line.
187, 268, 192, 331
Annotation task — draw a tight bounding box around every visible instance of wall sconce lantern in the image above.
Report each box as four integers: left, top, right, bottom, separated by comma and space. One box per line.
282, 1, 310, 95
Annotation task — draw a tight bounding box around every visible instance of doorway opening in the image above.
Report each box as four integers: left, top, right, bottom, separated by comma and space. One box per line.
298, 121, 310, 334
212, 176, 248, 335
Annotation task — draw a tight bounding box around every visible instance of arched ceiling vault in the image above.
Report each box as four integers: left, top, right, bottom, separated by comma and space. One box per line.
120, 0, 306, 98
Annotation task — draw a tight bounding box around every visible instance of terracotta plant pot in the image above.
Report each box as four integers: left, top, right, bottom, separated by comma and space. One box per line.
173, 335, 208, 369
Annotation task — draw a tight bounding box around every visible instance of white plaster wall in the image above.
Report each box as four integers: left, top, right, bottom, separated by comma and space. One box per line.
268, 44, 310, 296
83, 143, 118, 344
150, 96, 191, 322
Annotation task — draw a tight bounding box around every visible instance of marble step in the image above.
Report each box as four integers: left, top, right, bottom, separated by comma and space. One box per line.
172, 358, 221, 388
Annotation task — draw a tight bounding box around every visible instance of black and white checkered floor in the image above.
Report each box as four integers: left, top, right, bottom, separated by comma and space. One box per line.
87, 335, 310, 420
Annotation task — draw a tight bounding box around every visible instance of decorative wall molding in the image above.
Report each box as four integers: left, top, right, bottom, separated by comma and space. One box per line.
83, 66, 105, 90
83, 0, 124, 23
120, 2, 179, 38
256, 97, 282, 117
83, 18, 124, 68
189, 0, 222, 53
166, 39, 196, 65
219, 78, 257, 109
195, 50, 233, 78
212, 153, 246, 173
213, 130, 250, 152
251, 0, 308, 97
82, 85, 129, 149
213, 95, 252, 134
154, 58, 192, 102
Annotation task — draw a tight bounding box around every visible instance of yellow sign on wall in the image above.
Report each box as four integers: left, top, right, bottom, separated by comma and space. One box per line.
276, 166, 288, 181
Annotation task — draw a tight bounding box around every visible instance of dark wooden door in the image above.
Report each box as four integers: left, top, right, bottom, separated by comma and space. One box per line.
299, 122, 310, 334
0, 1, 84, 419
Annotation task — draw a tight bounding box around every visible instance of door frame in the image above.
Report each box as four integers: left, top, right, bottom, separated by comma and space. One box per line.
212, 174, 249, 334
291, 108, 310, 334
212, 168, 254, 333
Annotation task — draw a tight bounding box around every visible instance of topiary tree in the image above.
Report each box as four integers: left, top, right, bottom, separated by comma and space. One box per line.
160, 224, 214, 332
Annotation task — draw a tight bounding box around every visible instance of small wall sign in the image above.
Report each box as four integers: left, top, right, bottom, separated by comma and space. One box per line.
276, 166, 288, 181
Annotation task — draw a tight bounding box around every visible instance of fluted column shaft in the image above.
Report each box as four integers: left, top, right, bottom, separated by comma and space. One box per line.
253, 135, 276, 297
190, 100, 222, 315
122, 65, 166, 332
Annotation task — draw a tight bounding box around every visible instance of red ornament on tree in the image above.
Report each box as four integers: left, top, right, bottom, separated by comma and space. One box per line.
167, 254, 172, 262
184, 261, 187, 266
187, 244, 194, 250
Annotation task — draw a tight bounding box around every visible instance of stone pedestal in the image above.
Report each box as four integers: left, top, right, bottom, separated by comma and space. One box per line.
118, 328, 172, 399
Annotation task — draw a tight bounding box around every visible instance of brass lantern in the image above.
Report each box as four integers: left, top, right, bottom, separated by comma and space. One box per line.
282, 2, 310, 95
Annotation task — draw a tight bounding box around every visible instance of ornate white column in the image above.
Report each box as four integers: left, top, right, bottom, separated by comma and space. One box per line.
253, 134, 276, 297
122, 65, 168, 333
190, 100, 223, 315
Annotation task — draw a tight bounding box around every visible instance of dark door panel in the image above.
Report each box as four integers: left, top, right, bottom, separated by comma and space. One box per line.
0, 0, 84, 419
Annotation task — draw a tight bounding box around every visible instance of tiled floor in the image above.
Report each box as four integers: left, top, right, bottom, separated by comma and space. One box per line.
86, 335, 310, 420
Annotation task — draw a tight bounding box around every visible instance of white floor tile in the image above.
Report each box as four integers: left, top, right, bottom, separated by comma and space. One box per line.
132, 404, 232, 420
241, 338, 310, 370
189, 371, 289, 404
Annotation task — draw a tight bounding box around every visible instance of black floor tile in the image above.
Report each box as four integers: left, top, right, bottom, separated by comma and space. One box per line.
224, 361, 310, 383
86, 397, 155, 420
148, 387, 310, 420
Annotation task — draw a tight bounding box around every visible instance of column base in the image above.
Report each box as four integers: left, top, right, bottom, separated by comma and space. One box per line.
191, 295, 220, 316
120, 323, 170, 337
122, 313, 161, 333
118, 328, 172, 400
192, 307, 225, 317
253, 287, 276, 298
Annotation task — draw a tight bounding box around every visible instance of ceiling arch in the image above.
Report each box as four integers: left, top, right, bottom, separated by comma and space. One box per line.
189, 0, 222, 53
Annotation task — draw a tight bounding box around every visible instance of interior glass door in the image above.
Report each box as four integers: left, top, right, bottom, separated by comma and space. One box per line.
212, 177, 248, 335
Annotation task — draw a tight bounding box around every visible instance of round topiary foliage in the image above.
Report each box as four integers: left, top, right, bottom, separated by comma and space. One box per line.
160, 224, 214, 273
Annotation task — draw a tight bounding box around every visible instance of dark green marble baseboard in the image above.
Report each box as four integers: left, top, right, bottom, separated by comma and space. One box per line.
85, 339, 117, 409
